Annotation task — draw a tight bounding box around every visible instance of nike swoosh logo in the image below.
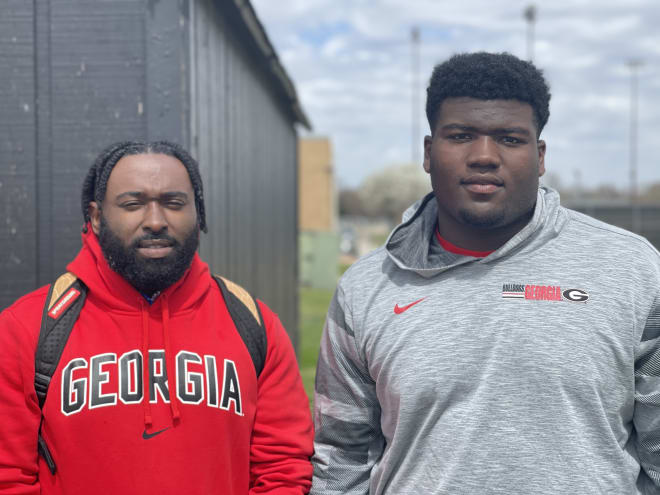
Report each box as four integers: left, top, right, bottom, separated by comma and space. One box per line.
394, 297, 426, 314
142, 427, 169, 440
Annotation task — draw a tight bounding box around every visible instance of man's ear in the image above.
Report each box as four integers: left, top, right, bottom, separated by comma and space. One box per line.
423, 135, 433, 174
89, 201, 101, 235
537, 140, 546, 177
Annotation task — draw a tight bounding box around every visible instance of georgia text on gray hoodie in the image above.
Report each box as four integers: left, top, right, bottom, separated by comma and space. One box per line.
311, 188, 660, 494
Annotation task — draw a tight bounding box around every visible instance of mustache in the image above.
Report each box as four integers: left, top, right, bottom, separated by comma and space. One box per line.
130, 232, 179, 249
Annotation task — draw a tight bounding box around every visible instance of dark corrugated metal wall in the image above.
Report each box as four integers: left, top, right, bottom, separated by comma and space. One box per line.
0, 0, 299, 346
1, 1, 38, 306
190, 0, 299, 340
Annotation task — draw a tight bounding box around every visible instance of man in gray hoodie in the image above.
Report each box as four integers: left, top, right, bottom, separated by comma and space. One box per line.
311, 52, 660, 494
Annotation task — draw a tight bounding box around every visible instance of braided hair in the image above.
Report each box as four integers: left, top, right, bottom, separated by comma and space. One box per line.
426, 52, 551, 137
81, 140, 207, 233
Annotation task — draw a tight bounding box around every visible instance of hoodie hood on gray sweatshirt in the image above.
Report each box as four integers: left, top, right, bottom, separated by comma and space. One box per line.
386, 187, 562, 277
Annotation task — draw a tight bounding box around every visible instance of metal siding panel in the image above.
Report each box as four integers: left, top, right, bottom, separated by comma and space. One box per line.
235, 47, 254, 291
145, 0, 188, 143
49, 0, 147, 282
210, 13, 229, 272
192, 0, 230, 273
34, 0, 53, 287
188, 0, 298, 345
0, 1, 37, 310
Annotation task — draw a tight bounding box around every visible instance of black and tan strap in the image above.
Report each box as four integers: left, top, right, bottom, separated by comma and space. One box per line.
213, 275, 267, 377
36, 272, 88, 475
36, 272, 88, 408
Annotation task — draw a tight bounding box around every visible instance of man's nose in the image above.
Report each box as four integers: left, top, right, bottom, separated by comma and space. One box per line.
467, 136, 501, 169
142, 202, 168, 232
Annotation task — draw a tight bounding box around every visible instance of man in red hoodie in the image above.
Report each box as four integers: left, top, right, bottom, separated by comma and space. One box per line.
0, 141, 313, 494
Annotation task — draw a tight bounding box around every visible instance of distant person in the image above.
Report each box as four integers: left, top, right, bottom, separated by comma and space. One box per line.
0, 141, 313, 494
311, 52, 660, 494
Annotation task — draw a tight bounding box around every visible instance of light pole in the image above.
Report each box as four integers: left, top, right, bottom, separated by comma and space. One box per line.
523, 5, 537, 62
411, 26, 420, 166
627, 59, 644, 233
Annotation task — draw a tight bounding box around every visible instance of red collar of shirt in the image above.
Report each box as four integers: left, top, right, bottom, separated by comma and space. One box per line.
435, 227, 494, 258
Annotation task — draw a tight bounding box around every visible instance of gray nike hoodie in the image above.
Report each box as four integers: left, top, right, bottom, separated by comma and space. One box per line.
311, 187, 660, 495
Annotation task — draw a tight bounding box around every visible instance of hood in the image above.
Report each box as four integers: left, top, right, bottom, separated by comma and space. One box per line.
67, 226, 212, 313
385, 187, 567, 278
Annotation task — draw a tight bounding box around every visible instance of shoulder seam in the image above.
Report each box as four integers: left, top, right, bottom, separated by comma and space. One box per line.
567, 212, 660, 257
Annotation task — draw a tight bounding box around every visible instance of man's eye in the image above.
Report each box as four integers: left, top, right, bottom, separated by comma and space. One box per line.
501, 136, 522, 145
166, 201, 185, 209
121, 202, 142, 209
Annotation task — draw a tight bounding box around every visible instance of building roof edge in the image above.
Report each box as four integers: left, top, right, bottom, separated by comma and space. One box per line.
231, 0, 311, 130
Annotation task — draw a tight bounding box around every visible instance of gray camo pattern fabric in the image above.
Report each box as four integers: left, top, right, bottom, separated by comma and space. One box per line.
311, 188, 660, 494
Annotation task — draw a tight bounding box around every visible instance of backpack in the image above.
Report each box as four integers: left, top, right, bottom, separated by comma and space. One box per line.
34, 272, 267, 475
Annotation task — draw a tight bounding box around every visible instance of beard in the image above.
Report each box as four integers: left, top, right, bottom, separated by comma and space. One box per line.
457, 195, 535, 230
98, 216, 199, 296
457, 207, 506, 228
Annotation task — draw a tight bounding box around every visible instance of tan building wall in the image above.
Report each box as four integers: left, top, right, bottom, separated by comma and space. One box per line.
298, 137, 335, 232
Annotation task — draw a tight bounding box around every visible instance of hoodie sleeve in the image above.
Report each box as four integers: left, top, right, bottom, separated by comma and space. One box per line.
249, 301, 313, 494
310, 285, 383, 495
634, 294, 660, 494
0, 305, 42, 494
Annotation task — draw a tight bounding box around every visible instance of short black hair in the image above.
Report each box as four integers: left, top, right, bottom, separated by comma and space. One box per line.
426, 52, 551, 136
81, 140, 207, 232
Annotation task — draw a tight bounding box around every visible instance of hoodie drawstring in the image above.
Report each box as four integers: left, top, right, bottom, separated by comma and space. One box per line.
160, 293, 181, 423
141, 294, 180, 430
141, 301, 153, 428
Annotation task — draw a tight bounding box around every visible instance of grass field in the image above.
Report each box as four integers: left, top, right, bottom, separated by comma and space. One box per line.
298, 287, 334, 408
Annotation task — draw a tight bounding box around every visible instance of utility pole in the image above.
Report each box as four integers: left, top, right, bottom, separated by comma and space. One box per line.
523, 5, 537, 62
411, 26, 420, 166
627, 59, 644, 233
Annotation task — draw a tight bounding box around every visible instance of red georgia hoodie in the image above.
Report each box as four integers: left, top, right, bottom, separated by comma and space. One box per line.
0, 229, 313, 494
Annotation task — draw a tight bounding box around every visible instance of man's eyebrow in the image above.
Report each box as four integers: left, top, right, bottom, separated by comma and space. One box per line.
115, 191, 189, 200
440, 123, 531, 136
440, 124, 478, 132
492, 127, 531, 136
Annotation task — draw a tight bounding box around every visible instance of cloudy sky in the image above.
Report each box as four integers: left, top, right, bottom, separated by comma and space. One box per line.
251, 0, 660, 191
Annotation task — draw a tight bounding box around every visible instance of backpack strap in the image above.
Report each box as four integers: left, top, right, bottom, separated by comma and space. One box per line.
36, 272, 87, 474
212, 275, 267, 377
36, 273, 88, 408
